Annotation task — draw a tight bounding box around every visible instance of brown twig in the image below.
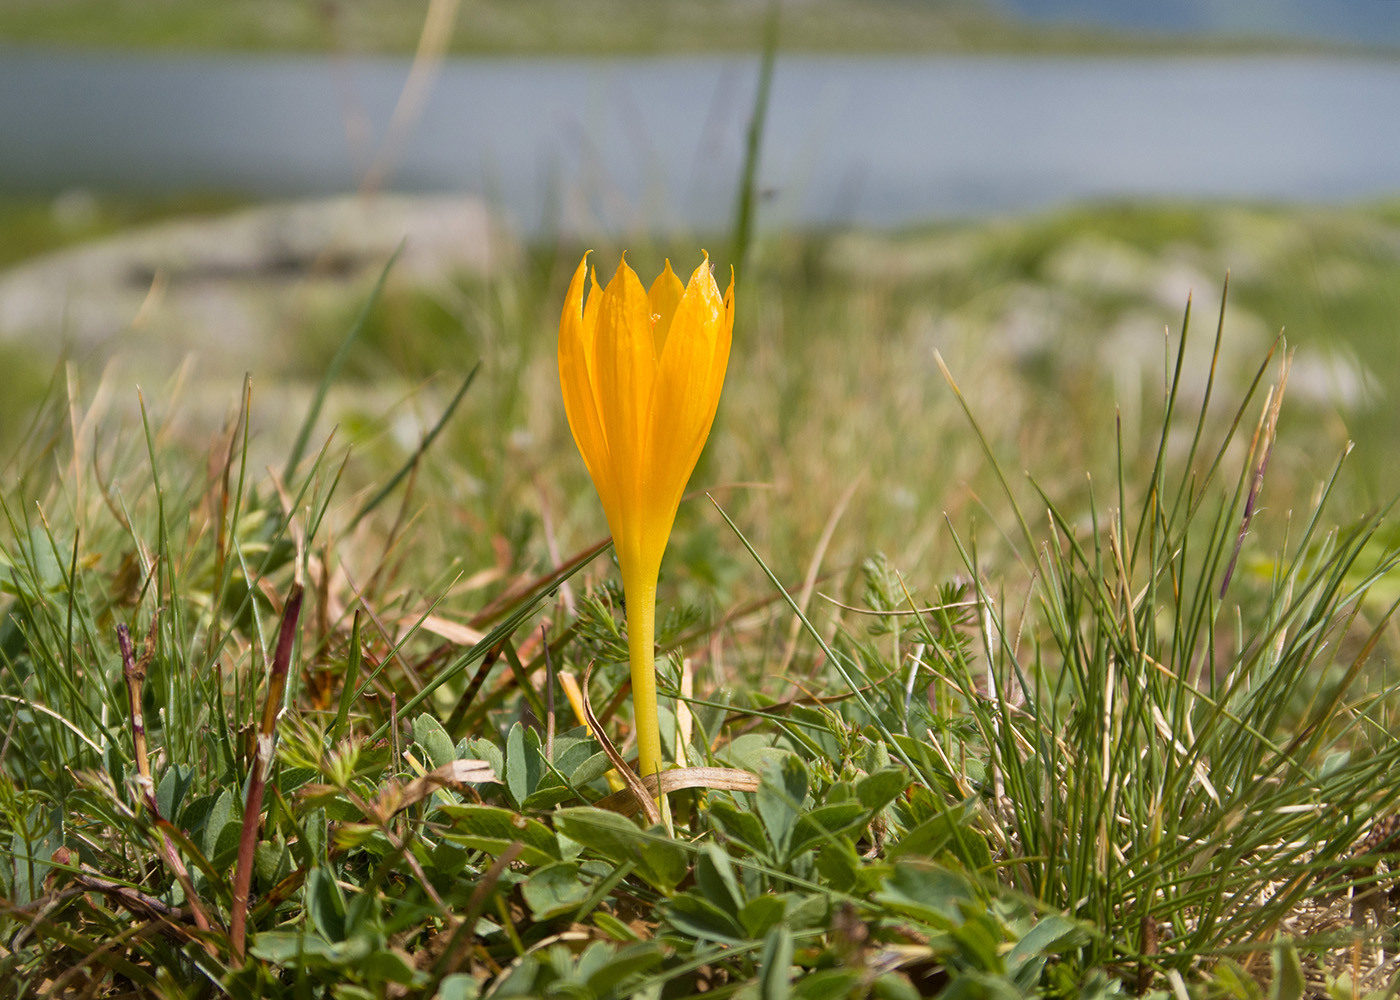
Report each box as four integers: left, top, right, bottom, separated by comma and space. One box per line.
230, 583, 304, 961
118, 618, 216, 948
71, 867, 201, 930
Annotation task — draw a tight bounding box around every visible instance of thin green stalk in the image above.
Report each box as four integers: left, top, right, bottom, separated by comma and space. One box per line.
623, 571, 661, 782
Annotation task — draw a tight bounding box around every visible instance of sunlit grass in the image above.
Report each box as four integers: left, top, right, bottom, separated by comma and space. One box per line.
0, 0, 1332, 56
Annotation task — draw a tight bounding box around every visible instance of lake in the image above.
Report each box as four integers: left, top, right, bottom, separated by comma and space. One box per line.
2, 48, 1399, 234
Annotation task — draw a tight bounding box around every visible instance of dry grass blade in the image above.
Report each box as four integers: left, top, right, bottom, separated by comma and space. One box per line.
594, 767, 761, 818
778, 476, 860, 675
1219, 349, 1291, 597
370, 759, 501, 820
582, 663, 661, 826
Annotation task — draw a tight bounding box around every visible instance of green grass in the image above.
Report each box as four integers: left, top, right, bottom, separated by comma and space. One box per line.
0, 0, 1383, 56
1, 195, 1400, 996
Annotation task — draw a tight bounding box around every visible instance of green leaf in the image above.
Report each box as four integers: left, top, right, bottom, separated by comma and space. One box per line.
429, 840, 471, 878
875, 860, 975, 929
583, 942, 664, 994
890, 811, 953, 859
574, 941, 617, 984
950, 911, 1006, 972
437, 974, 480, 1000
723, 732, 792, 773
855, 733, 894, 776
739, 894, 787, 939
569, 750, 614, 789
1006, 914, 1086, 976
250, 930, 367, 966
639, 836, 690, 894
553, 807, 686, 890
155, 764, 194, 822
553, 806, 640, 857
303, 807, 326, 863
505, 723, 543, 808
470, 738, 505, 784
1271, 939, 1305, 1000
666, 892, 747, 944
783, 892, 830, 930
357, 949, 420, 986
793, 969, 862, 1000
256, 838, 292, 888
212, 815, 245, 866
816, 840, 860, 894
522, 862, 591, 921
594, 910, 640, 942
856, 767, 909, 812
412, 713, 456, 770
708, 798, 769, 856
551, 733, 597, 776
305, 865, 347, 942
1213, 958, 1265, 1000
202, 789, 234, 859
758, 925, 795, 1000
790, 802, 867, 856
522, 783, 579, 811
695, 843, 746, 914
756, 754, 809, 857
438, 804, 561, 866
890, 798, 988, 869
871, 972, 922, 1000
276, 767, 318, 796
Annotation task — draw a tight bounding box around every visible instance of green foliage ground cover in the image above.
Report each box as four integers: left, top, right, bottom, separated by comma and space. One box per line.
1, 200, 1399, 997
0, 0, 1327, 57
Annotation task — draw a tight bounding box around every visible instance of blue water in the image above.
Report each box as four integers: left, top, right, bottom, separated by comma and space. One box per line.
997, 0, 1400, 48
2, 49, 1399, 234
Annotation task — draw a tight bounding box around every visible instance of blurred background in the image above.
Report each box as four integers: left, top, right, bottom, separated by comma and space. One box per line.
2, 0, 1398, 590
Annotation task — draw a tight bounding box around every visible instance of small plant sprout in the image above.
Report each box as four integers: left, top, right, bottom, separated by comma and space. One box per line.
558, 252, 734, 792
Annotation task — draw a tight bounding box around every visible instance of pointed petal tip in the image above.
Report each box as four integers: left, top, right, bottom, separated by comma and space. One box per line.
562, 255, 591, 325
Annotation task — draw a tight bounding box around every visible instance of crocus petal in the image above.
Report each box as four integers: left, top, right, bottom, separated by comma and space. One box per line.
647, 260, 685, 358
558, 256, 615, 513
650, 258, 730, 523
591, 258, 657, 549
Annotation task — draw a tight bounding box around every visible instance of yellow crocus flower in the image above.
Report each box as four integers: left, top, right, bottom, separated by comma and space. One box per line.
558, 253, 734, 786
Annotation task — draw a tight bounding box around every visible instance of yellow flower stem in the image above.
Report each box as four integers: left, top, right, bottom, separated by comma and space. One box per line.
623, 568, 663, 790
